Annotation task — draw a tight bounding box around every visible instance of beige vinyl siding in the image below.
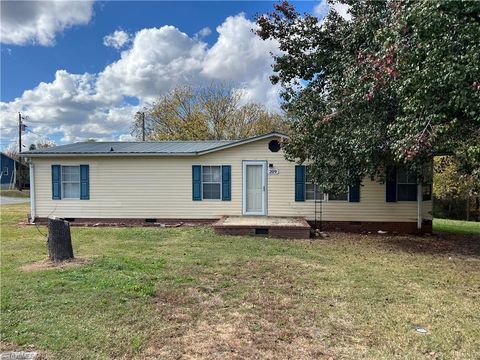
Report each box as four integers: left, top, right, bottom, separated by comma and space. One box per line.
32, 138, 432, 222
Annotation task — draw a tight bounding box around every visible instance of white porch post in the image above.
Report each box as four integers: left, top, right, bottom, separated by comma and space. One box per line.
29, 161, 36, 223
417, 182, 422, 230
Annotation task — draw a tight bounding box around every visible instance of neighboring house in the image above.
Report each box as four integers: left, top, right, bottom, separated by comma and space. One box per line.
1, 152, 29, 189
21, 132, 432, 233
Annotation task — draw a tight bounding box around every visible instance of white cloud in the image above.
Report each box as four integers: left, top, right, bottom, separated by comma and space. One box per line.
0, 0, 94, 46
0, 70, 139, 145
0, 13, 281, 146
314, 1, 352, 22
313, 1, 330, 18
103, 30, 131, 50
194, 27, 212, 39
333, 3, 352, 21
118, 133, 136, 142
97, 26, 208, 102
202, 14, 279, 83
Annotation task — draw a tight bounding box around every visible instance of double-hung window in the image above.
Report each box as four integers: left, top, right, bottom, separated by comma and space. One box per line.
397, 167, 417, 201
202, 166, 221, 200
305, 171, 324, 201
62, 166, 81, 199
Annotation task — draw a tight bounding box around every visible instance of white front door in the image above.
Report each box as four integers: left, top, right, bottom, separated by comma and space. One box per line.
243, 161, 267, 215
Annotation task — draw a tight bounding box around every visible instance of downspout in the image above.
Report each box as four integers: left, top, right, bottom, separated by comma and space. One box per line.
417, 182, 422, 230
29, 160, 36, 223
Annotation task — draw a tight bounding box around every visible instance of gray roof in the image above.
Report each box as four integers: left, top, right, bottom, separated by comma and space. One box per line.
23, 140, 234, 155
20, 132, 287, 157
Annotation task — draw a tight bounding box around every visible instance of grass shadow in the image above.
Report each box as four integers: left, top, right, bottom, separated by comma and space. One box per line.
380, 232, 480, 258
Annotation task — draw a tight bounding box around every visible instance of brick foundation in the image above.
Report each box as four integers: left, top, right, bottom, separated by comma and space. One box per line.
31, 217, 432, 235
32, 217, 216, 227
308, 220, 433, 234
213, 226, 312, 239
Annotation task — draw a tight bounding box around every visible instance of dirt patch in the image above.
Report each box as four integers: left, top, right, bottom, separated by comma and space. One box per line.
316, 231, 480, 258
146, 259, 331, 360
145, 310, 329, 360
373, 232, 480, 258
20, 257, 90, 272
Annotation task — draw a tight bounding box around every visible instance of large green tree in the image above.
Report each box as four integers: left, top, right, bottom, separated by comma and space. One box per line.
257, 0, 479, 193
132, 83, 287, 141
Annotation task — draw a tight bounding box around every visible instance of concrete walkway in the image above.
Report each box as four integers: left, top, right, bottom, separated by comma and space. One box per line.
0, 196, 30, 205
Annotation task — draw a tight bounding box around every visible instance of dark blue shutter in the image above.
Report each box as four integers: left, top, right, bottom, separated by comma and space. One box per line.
295, 165, 305, 202
192, 165, 202, 201
51, 165, 61, 200
221, 165, 231, 201
80, 165, 89, 200
349, 182, 360, 202
386, 166, 397, 202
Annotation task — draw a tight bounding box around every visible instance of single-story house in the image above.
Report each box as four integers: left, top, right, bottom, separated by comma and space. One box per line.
21, 132, 432, 235
1, 152, 29, 189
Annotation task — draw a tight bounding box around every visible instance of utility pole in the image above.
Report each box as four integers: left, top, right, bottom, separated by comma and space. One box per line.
135, 111, 146, 141
17, 113, 27, 190
18, 113, 22, 154
142, 112, 146, 141
18, 112, 23, 191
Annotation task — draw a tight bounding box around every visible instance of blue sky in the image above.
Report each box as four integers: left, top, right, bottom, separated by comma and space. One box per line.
1, 1, 325, 150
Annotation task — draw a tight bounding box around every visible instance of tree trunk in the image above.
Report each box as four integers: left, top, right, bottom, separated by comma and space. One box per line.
476, 196, 480, 222
448, 196, 453, 218
47, 217, 74, 262
466, 195, 470, 221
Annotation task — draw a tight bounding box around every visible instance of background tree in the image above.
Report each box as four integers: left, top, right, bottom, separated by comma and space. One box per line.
433, 156, 479, 221
131, 83, 288, 141
6, 140, 54, 157
28, 140, 55, 151
6, 140, 55, 189
256, 0, 479, 194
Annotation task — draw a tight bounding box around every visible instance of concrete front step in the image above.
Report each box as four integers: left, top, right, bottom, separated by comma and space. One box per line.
213, 216, 311, 239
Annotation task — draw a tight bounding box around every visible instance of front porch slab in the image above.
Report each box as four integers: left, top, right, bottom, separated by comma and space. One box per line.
213, 216, 311, 239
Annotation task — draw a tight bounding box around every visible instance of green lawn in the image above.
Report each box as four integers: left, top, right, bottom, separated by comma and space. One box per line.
433, 218, 480, 235
0, 190, 30, 198
1, 204, 479, 359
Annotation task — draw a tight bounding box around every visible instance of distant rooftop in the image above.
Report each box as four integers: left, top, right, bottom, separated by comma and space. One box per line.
20, 132, 287, 157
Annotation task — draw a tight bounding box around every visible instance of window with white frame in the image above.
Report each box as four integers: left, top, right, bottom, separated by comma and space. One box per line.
2, 167, 8, 176
62, 166, 81, 199
397, 167, 417, 201
305, 171, 325, 201
202, 166, 221, 200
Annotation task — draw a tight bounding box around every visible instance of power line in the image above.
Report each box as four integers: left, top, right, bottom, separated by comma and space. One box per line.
26, 128, 50, 139
0, 139, 18, 144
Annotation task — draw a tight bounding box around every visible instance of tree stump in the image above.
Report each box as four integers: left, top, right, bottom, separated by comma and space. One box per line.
47, 217, 74, 262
